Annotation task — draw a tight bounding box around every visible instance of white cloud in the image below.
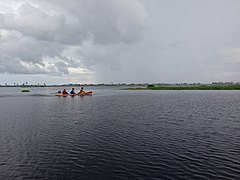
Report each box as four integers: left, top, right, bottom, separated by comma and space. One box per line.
0, 0, 148, 75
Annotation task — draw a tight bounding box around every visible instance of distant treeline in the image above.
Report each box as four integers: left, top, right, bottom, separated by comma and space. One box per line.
0, 83, 147, 87
1, 82, 240, 89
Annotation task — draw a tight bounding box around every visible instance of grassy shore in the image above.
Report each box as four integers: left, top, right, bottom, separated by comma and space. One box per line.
125, 85, 240, 90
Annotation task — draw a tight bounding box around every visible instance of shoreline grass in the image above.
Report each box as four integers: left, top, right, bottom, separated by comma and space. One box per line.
125, 85, 240, 90
21, 89, 30, 92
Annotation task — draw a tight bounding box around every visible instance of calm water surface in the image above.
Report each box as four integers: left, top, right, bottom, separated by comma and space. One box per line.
0, 87, 240, 179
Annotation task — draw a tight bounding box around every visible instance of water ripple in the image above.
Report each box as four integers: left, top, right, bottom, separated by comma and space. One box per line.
0, 90, 240, 179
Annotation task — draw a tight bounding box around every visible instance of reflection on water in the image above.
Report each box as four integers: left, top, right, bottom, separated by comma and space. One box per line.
0, 87, 240, 179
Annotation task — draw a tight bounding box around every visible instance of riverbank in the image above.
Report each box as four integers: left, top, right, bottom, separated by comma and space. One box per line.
125, 85, 240, 90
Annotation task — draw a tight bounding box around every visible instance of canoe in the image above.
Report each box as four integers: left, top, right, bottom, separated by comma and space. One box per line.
55, 94, 75, 97
55, 91, 92, 97
79, 91, 93, 96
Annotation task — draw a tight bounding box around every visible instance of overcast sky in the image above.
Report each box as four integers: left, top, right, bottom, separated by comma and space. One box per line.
0, 0, 240, 85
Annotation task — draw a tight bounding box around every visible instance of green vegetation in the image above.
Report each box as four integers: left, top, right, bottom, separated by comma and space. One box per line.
125, 85, 240, 90
147, 84, 155, 88
21, 89, 30, 92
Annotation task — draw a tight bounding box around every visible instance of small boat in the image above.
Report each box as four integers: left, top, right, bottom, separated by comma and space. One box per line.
55, 91, 93, 97
79, 91, 93, 96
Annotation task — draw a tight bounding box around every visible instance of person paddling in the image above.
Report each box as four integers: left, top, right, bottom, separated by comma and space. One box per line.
79, 87, 85, 94
62, 89, 68, 94
70, 88, 76, 94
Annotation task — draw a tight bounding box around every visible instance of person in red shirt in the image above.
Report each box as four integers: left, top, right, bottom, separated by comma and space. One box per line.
62, 89, 68, 94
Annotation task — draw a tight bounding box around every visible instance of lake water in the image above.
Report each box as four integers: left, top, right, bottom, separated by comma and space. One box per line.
0, 87, 240, 179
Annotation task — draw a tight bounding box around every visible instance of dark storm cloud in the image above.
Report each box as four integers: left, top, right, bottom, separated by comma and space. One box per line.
2, 0, 240, 84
